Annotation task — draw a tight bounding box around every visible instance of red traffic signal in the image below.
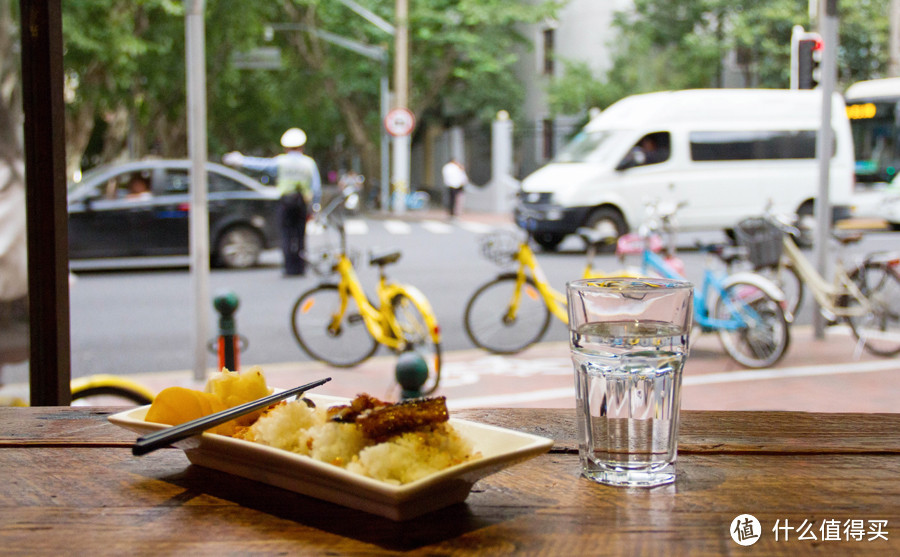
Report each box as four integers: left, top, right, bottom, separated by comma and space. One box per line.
795, 32, 823, 89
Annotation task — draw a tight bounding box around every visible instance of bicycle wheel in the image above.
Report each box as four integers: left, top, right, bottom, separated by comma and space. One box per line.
714, 281, 790, 368
843, 260, 900, 356
758, 261, 804, 318
464, 275, 552, 354
390, 293, 442, 394
291, 285, 378, 367
70, 375, 155, 406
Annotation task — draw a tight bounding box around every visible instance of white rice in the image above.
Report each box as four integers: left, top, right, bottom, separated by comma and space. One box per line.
236, 399, 478, 484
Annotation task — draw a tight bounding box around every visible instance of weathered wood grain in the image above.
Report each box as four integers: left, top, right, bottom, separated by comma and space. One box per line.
1, 407, 899, 555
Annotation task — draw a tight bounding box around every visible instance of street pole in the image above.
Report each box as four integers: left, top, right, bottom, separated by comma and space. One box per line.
381, 66, 391, 211
891, 0, 900, 76
186, 0, 210, 381
813, 0, 838, 339
391, 0, 410, 213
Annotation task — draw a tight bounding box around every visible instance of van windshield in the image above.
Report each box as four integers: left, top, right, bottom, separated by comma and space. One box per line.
553, 130, 615, 163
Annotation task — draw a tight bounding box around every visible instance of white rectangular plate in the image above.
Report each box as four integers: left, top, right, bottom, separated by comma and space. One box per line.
109, 394, 554, 521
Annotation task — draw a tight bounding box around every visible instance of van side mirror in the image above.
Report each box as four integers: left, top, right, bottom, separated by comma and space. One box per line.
616, 148, 645, 171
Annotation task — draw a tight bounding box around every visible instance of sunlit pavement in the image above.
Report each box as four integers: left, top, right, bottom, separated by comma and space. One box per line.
91, 324, 899, 414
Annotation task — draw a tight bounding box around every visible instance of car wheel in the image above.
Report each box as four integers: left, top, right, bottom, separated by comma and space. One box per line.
532, 232, 564, 252
583, 207, 627, 252
216, 226, 263, 269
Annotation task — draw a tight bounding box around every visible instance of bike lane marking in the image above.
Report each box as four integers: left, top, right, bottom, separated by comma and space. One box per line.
443, 355, 900, 409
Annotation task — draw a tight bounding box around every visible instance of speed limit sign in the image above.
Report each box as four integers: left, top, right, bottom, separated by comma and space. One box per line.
384, 107, 416, 137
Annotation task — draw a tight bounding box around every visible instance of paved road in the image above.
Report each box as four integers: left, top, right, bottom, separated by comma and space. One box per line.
3, 210, 898, 413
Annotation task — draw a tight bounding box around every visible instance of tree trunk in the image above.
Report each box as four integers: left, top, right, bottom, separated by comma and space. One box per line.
65, 102, 96, 179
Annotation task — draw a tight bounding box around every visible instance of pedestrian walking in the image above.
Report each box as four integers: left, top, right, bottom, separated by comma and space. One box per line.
223, 128, 322, 276
441, 158, 468, 218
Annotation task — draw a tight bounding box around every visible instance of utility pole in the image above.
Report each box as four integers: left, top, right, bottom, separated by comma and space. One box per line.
813, 0, 838, 339
186, 0, 210, 381
391, 0, 411, 213
890, 0, 900, 76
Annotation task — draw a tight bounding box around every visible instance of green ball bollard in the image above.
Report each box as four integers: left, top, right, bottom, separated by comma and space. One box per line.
395, 351, 428, 400
213, 291, 240, 371
213, 291, 240, 334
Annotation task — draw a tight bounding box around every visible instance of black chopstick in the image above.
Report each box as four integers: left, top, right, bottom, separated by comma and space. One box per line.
132, 377, 331, 456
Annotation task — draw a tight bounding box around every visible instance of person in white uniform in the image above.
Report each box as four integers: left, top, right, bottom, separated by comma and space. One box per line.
224, 128, 321, 276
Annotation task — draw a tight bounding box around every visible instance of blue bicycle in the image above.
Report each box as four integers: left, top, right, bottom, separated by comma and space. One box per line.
391, 189, 431, 211
617, 202, 790, 368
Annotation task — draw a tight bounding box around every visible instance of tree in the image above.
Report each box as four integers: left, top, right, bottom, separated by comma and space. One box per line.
56, 0, 560, 192
548, 0, 893, 116
264, 0, 560, 185
0, 0, 27, 304
0, 0, 22, 178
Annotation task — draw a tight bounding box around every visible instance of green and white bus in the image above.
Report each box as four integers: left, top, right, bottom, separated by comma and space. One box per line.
845, 77, 900, 184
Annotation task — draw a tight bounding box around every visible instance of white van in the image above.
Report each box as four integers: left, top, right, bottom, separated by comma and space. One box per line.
514, 89, 855, 250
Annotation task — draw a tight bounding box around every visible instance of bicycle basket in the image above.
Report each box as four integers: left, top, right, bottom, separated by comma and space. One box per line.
735, 217, 783, 269
480, 231, 520, 266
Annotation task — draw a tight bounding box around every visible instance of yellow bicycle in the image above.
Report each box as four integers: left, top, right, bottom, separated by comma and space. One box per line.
463, 229, 625, 354
290, 189, 442, 394
2, 374, 155, 407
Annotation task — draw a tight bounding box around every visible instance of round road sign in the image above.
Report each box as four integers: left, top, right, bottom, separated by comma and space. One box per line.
384, 107, 416, 137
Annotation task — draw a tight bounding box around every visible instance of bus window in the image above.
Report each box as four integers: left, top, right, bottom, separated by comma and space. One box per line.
845, 78, 900, 184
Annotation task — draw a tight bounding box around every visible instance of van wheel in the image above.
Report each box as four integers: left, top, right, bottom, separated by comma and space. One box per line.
532, 232, 564, 252
584, 208, 627, 252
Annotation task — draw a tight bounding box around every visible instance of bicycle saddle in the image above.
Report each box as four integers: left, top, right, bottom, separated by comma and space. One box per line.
576, 227, 616, 247
695, 242, 745, 266
369, 250, 402, 267
831, 230, 864, 245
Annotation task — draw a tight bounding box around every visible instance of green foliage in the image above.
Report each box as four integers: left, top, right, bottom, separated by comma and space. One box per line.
548, 0, 893, 116
57, 0, 561, 177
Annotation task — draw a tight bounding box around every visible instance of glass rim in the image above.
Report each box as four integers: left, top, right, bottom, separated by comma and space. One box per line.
566, 277, 693, 291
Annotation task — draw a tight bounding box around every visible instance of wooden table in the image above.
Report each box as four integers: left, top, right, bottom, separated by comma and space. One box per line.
2, 407, 899, 555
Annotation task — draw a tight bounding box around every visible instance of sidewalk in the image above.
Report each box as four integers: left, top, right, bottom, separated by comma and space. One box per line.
58, 324, 898, 413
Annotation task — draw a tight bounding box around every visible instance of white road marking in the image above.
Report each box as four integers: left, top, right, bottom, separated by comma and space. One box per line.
682, 358, 900, 386
383, 220, 412, 234
458, 221, 495, 234
448, 388, 573, 409
421, 220, 454, 234
311, 217, 503, 237
344, 219, 369, 235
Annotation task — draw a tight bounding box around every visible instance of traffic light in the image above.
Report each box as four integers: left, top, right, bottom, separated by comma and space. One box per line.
794, 33, 823, 89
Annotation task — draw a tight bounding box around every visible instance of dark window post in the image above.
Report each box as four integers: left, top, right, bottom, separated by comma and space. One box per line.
19, 0, 71, 405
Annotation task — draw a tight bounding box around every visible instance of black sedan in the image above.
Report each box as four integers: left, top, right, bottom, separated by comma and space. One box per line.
68, 160, 280, 269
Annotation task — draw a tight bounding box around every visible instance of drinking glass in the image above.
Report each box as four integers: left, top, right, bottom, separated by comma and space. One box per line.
567, 278, 693, 487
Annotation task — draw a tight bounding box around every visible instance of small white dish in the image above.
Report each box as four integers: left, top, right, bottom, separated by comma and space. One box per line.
109, 393, 554, 521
